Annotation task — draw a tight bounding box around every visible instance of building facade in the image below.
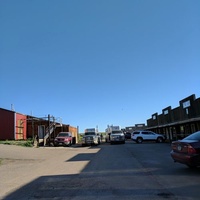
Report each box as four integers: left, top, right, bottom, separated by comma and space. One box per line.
147, 94, 200, 141
0, 108, 27, 140
0, 108, 78, 145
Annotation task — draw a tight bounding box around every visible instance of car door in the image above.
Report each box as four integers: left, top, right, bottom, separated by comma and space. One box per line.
147, 131, 157, 140
141, 131, 155, 140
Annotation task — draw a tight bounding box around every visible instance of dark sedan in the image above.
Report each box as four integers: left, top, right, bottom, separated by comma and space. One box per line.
170, 131, 200, 168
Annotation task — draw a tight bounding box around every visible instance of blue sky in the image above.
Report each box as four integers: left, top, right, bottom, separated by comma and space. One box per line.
1, 0, 200, 133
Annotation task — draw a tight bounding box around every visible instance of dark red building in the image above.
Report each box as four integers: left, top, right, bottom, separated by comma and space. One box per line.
0, 108, 78, 145
0, 108, 27, 140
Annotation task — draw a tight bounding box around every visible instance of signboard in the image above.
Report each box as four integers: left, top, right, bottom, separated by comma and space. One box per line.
164, 110, 168, 115
183, 100, 190, 108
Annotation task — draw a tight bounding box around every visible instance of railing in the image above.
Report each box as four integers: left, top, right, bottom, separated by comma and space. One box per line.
44, 122, 56, 139
43, 122, 57, 146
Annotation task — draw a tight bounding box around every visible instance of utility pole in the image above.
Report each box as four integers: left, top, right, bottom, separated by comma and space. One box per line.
48, 114, 50, 146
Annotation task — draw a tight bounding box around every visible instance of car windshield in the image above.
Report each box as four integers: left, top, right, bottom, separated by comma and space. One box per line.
85, 132, 96, 136
57, 133, 69, 137
183, 131, 200, 140
112, 131, 122, 134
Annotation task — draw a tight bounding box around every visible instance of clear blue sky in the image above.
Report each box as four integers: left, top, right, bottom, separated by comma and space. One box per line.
1, 0, 200, 133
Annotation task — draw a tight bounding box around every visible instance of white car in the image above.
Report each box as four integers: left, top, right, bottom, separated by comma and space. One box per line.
131, 131, 165, 143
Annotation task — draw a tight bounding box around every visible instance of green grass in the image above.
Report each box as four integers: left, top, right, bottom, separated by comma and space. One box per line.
0, 139, 33, 147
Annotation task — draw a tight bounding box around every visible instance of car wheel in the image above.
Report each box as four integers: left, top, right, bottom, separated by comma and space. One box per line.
157, 137, 163, 143
65, 141, 70, 147
136, 137, 143, 143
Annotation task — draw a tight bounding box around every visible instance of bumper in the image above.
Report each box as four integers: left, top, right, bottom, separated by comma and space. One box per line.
82, 140, 98, 145
54, 141, 69, 146
170, 151, 200, 166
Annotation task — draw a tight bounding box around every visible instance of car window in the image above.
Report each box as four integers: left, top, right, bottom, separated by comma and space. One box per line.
58, 133, 69, 137
148, 132, 155, 135
133, 132, 140, 134
141, 132, 149, 135
112, 131, 122, 134
184, 131, 200, 140
85, 132, 96, 136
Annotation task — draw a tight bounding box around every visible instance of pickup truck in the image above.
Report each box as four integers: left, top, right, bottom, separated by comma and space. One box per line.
82, 128, 100, 146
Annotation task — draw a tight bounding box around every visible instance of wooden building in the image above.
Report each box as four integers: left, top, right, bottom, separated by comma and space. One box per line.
0, 108, 78, 145
147, 94, 200, 141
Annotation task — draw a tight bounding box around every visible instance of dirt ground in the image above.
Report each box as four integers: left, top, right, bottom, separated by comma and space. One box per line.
0, 144, 98, 199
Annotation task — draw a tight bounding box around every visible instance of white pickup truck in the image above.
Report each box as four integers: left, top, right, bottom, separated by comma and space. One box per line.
82, 128, 101, 146
105, 125, 125, 144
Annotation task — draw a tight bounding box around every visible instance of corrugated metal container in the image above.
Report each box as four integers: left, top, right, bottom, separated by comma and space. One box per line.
0, 108, 27, 140
0, 108, 15, 140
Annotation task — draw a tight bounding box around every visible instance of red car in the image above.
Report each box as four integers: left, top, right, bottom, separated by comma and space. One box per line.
54, 132, 72, 147
170, 131, 200, 168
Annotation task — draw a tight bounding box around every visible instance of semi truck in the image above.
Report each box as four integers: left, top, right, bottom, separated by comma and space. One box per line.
105, 125, 125, 144
82, 128, 101, 146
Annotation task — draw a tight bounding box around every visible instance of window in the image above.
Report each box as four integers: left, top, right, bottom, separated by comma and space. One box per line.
142, 132, 149, 135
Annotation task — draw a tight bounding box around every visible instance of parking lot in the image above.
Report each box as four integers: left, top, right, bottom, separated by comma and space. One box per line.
0, 141, 200, 200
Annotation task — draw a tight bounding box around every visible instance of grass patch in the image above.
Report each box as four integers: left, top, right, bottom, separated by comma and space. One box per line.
0, 139, 33, 147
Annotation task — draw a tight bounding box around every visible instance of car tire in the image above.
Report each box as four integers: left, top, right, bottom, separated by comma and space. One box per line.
157, 137, 163, 143
64, 141, 70, 147
136, 137, 143, 143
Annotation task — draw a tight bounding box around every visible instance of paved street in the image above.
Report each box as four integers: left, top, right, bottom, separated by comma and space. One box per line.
0, 141, 200, 200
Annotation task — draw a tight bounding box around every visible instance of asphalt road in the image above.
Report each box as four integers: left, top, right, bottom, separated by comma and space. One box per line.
0, 141, 200, 200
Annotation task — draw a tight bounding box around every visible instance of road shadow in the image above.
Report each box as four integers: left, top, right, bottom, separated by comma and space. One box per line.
3, 143, 200, 200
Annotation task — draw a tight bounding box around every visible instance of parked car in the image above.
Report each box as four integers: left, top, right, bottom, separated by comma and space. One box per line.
131, 130, 165, 143
170, 131, 200, 168
54, 132, 72, 147
125, 132, 131, 140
